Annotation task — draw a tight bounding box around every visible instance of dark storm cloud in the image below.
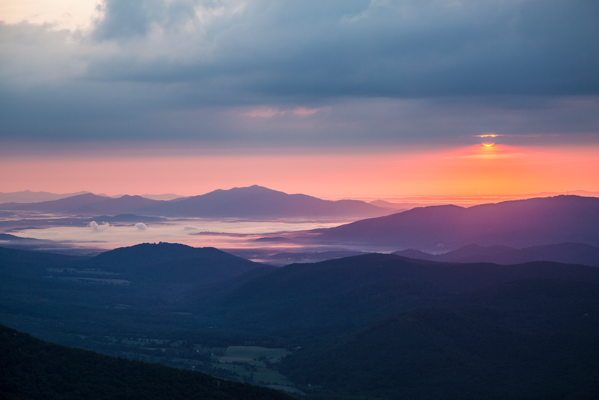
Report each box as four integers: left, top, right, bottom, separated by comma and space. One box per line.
0, 0, 598, 144
85, 0, 599, 96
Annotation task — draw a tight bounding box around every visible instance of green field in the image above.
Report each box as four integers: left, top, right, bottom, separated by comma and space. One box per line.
194, 344, 226, 355
215, 346, 301, 394
265, 384, 305, 395
46, 268, 120, 276
223, 346, 290, 362
58, 277, 130, 285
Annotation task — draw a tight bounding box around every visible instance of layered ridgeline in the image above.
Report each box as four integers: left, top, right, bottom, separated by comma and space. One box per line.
317, 195, 599, 250
395, 242, 599, 267
4, 245, 599, 334
3, 245, 599, 399
182, 253, 599, 331
0, 190, 91, 204
0, 193, 164, 214
0, 325, 292, 400
255, 242, 599, 267
0, 185, 392, 218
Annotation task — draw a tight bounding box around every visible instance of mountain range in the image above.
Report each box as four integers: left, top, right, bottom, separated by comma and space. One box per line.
3, 242, 599, 399
0, 185, 392, 219
394, 242, 599, 267
0, 190, 94, 204
316, 195, 599, 251
182, 252, 599, 331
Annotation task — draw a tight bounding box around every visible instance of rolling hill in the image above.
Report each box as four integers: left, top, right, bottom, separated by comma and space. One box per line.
183, 252, 599, 332
280, 279, 599, 399
4, 245, 599, 399
394, 242, 599, 267
82, 242, 263, 286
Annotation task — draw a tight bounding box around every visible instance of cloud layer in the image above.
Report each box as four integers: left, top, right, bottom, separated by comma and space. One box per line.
1, 0, 598, 146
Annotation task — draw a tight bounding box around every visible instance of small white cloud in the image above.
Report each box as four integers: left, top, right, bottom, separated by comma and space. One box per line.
135, 223, 148, 231
183, 225, 199, 231
90, 221, 109, 233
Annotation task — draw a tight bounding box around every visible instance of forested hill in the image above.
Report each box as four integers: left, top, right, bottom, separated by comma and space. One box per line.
280, 279, 599, 399
0, 324, 292, 400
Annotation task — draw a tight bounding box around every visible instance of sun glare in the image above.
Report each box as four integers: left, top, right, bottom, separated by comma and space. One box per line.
481, 143, 495, 148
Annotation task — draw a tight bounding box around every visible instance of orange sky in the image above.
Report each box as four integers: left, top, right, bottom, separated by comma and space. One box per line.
1, 144, 597, 199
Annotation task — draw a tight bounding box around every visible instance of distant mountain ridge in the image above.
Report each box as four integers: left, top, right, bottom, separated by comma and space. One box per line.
394, 243, 599, 267
0, 185, 393, 219
317, 195, 599, 251
140, 185, 393, 218
0, 190, 93, 204
0, 193, 130, 213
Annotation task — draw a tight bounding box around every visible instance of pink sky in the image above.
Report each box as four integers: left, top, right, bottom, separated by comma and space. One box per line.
1, 144, 597, 199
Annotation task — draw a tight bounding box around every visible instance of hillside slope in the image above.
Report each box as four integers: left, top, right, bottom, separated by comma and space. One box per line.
280, 279, 599, 399
0, 324, 292, 400
184, 253, 599, 331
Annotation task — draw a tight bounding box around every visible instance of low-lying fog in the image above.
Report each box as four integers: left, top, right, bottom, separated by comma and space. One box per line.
10, 217, 351, 251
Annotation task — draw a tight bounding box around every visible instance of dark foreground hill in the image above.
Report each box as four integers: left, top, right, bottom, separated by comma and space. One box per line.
280, 279, 599, 399
317, 195, 599, 250
0, 324, 292, 400
394, 242, 599, 267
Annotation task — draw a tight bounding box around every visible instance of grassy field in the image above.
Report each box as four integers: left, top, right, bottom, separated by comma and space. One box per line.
223, 346, 290, 362
215, 346, 301, 395
194, 344, 226, 355
215, 363, 297, 388
70, 335, 300, 395
265, 384, 305, 395
57, 277, 130, 285
46, 268, 120, 275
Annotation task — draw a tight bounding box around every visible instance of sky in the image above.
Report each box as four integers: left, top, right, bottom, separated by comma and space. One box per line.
1, 0, 598, 198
